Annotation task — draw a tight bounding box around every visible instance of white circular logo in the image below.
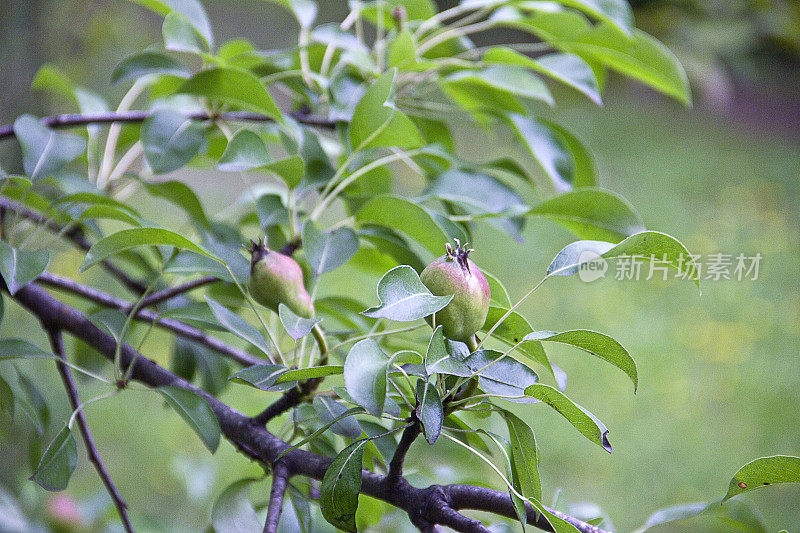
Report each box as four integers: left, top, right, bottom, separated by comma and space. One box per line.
577, 250, 608, 282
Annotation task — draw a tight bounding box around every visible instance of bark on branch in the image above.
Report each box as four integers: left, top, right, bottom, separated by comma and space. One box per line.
8, 281, 606, 533
263, 462, 290, 533
46, 329, 134, 532
37, 271, 261, 367
0, 110, 335, 141
0, 197, 147, 294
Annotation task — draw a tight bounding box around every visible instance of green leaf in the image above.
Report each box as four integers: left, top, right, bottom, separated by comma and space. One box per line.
359, 420, 398, 466
506, 11, 690, 105
425, 168, 528, 238
17, 372, 48, 433
265, 155, 304, 188
483, 271, 511, 308
484, 48, 602, 105
500, 409, 542, 501
205, 297, 272, 358
358, 226, 426, 273
163, 11, 208, 53
529, 188, 643, 243
144, 180, 210, 229
320, 440, 367, 533
642, 500, 768, 532
724, 455, 800, 501
31, 64, 75, 100
546, 0, 633, 33
29, 425, 77, 491
80, 228, 216, 272
527, 497, 583, 533
349, 69, 424, 150
13, 115, 85, 181
313, 396, 362, 439
344, 339, 389, 417
211, 478, 261, 533
0, 374, 12, 415
464, 349, 539, 398
642, 503, 708, 530
525, 329, 637, 391
229, 363, 291, 392
273, 365, 344, 384
482, 306, 552, 372
416, 380, 443, 444
425, 326, 472, 377
112, 51, 190, 85
524, 383, 611, 452
356, 195, 452, 257
76, 205, 143, 227
507, 114, 576, 194
302, 221, 359, 275
178, 67, 282, 121
0, 241, 50, 295
389, 29, 418, 68
262, 0, 317, 28
127, 0, 213, 48
0, 339, 53, 360
547, 230, 701, 289
362, 265, 453, 322
278, 304, 321, 341
442, 66, 554, 107
141, 108, 205, 174
218, 129, 272, 171
158, 385, 220, 453
540, 120, 596, 188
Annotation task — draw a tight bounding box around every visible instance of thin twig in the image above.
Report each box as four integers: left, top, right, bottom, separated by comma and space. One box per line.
37, 271, 261, 367
46, 329, 134, 533
138, 276, 219, 308
0, 198, 147, 294
0, 110, 335, 142
263, 462, 290, 533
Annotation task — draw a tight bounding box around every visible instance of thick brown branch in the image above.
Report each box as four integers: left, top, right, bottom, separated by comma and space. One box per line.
0, 198, 147, 294
37, 271, 261, 367
252, 386, 305, 425
9, 282, 607, 533
263, 462, 290, 533
387, 416, 421, 486
0, 110, 335, 141
46, 329, 134, 533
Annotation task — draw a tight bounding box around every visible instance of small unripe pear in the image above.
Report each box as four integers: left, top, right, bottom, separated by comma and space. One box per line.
420, 241, 490, 344
247, 239, 315, 319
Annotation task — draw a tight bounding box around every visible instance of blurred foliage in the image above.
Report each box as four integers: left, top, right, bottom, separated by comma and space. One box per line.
632, 0, 800, 108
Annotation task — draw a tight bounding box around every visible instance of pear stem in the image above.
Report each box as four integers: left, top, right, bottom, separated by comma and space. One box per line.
311, 323, 328, 366
466, 335, 479, 353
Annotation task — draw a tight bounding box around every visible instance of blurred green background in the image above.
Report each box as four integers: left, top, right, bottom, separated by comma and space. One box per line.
0, 1, 798, 532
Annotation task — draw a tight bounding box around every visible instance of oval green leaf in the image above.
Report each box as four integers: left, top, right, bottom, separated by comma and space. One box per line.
362, 265, 453, 322
525, 329, 638, 391
320, 440, 367, 533
29, 425, 77, 491
0, 241, 50, 295
158, 385, 220, 453
80, 228, 216, 272
178, 66, 282, 121
344, 339, 389, 417
524, 383, 612, 453
724, 455, 800, 501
